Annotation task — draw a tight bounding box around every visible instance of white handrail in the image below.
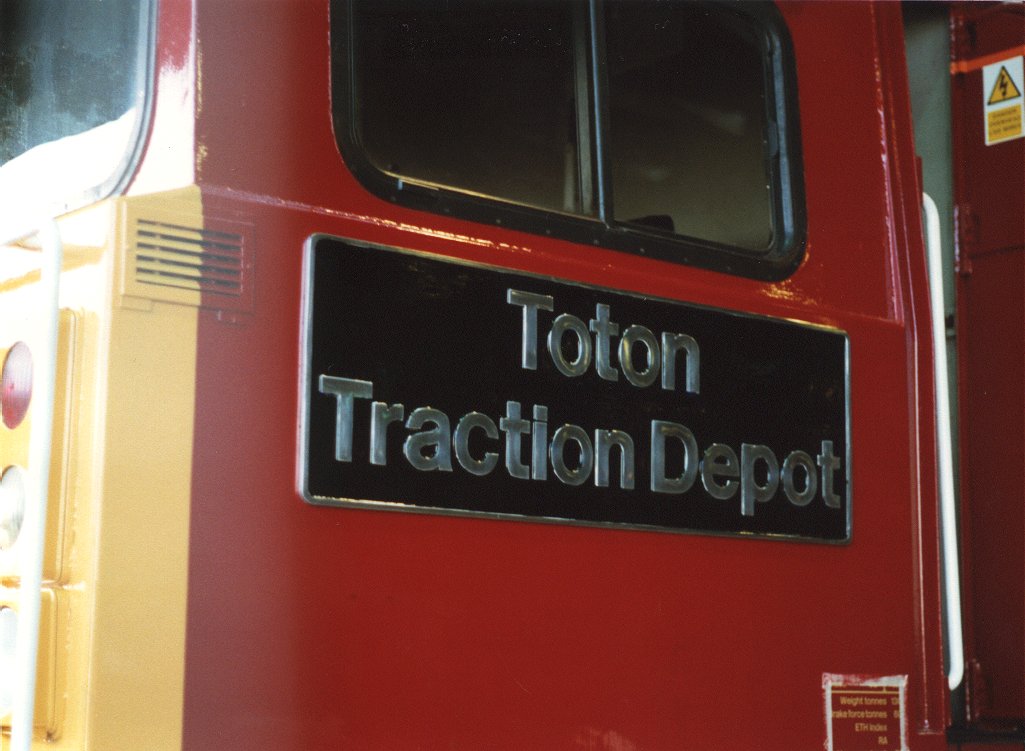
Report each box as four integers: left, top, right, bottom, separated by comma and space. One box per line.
10, 219, 62, 750
922, 192, 964, 692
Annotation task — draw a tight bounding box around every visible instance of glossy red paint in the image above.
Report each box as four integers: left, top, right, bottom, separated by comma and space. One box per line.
951, 0, 1025, 727
170, 2, 949, 748
127, 0, 197, 194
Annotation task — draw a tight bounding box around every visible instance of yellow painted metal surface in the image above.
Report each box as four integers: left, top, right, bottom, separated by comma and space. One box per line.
1, 187, 202, 750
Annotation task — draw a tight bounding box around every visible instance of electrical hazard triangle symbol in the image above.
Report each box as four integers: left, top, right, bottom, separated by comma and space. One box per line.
988, 66, 1022, 105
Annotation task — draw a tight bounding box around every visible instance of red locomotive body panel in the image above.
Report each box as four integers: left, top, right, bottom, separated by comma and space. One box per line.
951, 0, 1025, 727
170, 2, 948, 749
14, 0, 1025, 747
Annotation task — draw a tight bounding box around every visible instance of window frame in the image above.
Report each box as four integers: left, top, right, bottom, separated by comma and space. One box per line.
0, 0, 158, 243
330, 0, 806, 281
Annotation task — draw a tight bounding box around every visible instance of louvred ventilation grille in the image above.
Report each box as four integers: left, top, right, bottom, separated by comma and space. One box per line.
134, 219, 244, 295
123, 211, 253, 313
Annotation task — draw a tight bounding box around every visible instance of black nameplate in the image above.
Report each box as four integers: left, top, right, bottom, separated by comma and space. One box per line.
300, 237, 850, 542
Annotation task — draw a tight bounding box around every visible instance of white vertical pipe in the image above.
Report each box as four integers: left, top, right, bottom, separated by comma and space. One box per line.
10, 219, 62, 750
922, 192, 964, 691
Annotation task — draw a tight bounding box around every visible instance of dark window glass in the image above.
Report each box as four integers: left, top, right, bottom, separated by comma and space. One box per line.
352, 0, 587, 215
0, 0, 146, 165
0, 0, 153, 239
337, 0, 803, 277
605, 2, 774, 251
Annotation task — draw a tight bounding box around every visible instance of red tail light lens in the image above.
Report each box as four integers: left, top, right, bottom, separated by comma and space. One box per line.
1, 342, 32, 429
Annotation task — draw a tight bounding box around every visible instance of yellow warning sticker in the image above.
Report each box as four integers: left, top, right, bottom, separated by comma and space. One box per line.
989, 104, 1023, 143
983, 57, 1024, 145
988, 66, 1023, 105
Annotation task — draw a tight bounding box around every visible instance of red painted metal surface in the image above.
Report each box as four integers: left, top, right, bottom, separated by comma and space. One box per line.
166, 2, 949, 748
951, 0, 1025, 727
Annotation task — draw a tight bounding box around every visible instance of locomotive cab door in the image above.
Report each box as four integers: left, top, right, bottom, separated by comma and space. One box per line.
180, 2, 951, 748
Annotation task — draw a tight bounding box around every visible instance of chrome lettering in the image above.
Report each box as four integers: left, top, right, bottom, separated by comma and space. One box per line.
547, 313, 592, 377
531, 404, 549, 480
550, 424, 594, 486
782, 450, 818, 506
740, 443, 780, 516
594, 429, 635, 490
619, 324, 660, 388
319, 375, 373, 462
499, 400, 531, 479
650, 420, 698, 494
318, 274, 845, 521
403, 408, 453, 472
661, 333, 700, 394
453, 412, 500, 476
506, 288, 701, 394
817, 440, 843, 508
507, 289, 554, 370
701, 443, 740, 500
589, 303, 620, 382
370, 402, 404, 465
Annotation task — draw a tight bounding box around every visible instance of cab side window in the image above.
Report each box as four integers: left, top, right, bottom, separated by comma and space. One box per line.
333, 0, 803, 279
